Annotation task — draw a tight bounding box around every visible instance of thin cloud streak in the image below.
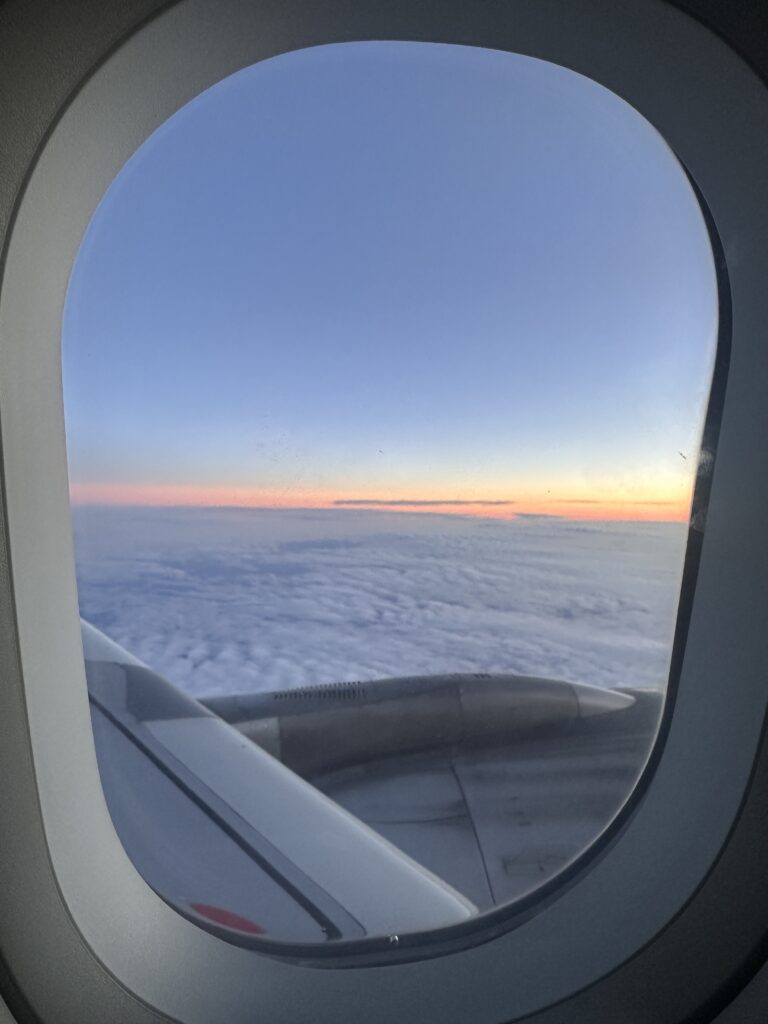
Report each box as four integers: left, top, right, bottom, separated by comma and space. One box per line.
552, 498, 676, 507
334, 499, 516, 507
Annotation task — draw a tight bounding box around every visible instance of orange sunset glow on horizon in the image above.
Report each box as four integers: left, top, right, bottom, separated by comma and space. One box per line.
69, 481, 693, 523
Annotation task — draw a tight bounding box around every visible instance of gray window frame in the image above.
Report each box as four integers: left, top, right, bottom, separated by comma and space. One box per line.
1, 1, 768, 1022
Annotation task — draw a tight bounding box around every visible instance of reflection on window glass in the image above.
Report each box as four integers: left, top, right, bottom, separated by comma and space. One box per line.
63, 42, 718, 947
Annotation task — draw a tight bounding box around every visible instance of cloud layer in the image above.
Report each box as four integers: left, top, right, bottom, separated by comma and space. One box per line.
72, 507, 688, 699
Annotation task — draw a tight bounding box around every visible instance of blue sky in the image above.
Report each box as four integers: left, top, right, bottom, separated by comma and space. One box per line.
62, 41, 718, 519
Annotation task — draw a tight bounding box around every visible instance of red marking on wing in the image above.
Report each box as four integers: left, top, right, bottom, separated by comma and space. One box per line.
190, 902, 266, 935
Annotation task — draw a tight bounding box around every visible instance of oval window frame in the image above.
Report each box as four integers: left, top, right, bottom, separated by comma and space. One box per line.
0, 1, 767, 1022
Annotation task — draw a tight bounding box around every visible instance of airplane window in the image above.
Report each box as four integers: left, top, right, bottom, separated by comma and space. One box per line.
62, 41, 719, 950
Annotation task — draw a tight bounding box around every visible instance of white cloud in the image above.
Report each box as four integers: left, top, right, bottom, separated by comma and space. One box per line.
72, 507, 687, 699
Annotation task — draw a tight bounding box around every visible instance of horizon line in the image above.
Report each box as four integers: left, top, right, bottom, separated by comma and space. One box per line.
69, 499, 688, 525
68, 483, 690, 523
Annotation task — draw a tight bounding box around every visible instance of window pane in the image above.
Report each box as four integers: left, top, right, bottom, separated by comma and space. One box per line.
63, 41, 719, 948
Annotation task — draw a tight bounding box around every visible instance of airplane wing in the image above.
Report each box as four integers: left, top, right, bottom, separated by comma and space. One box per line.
82, 621, 661, 946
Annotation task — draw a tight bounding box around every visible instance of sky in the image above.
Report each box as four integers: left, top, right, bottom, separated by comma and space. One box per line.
62, 41, 719, 522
